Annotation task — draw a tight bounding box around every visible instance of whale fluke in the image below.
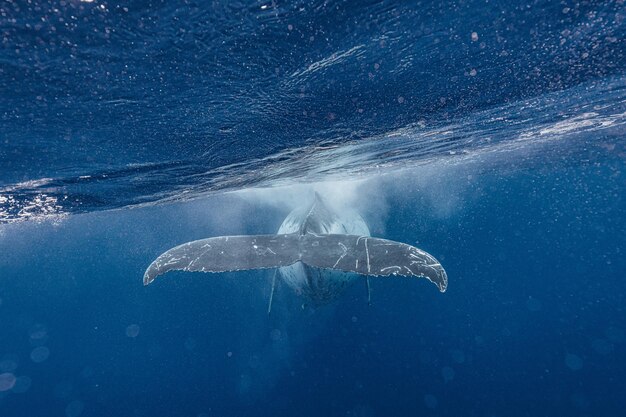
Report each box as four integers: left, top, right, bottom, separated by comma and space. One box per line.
144, 233, 447, 292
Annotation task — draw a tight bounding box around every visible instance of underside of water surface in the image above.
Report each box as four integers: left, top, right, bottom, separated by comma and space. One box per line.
1, 0, 624, 222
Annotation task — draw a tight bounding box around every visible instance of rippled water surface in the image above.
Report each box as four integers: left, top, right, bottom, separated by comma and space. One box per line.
2, 0, 624, 220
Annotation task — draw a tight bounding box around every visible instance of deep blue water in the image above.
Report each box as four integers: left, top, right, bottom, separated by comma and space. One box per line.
1, 0, 626, 416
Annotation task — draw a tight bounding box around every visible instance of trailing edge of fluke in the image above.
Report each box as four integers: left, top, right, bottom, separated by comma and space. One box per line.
143, 233, 447, 292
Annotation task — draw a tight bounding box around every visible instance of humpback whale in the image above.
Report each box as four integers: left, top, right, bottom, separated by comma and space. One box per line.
144, 193, 447, 310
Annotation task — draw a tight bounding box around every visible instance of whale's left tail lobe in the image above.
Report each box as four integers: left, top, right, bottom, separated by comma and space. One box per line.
143, 234, 301, 285
144, 233, 447, 292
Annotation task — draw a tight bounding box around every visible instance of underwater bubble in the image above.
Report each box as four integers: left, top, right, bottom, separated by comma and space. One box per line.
270, 329, 282, 341
526, 297, 542, 312
80, 367, 94, 379
570, 393, 590, 409
65, 399, 84, 417
419, 350, 433, 365
565, 354, 583, 371
442, 366, 455, 383
29, 324, 48, 341
12, 376, 32, 393
348, 404, 375, 417
55, 381, 73, 399
30, 346, 50, 363
148, 345, 161, 358
0, 373, 16, 392
450, 349, 465, 364
605, 327, 624, 343
248, 354, 261, 370
0, 358, 18, 372
184, 338, 196, 351
238, 374, 252, 394
126, 324, 140, 338
591, 339, 613, 356
424, 394, 438, 409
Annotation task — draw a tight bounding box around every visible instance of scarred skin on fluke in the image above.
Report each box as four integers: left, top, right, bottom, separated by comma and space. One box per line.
143, 193, 447, 309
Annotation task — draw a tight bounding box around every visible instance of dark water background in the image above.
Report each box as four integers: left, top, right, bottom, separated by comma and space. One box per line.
1, 0, 626, 416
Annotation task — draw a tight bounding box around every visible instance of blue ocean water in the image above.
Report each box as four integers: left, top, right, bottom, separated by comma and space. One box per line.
1, 0, 625, 416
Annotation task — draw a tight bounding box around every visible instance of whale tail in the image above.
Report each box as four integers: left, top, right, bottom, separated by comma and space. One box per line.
144, 233, 447, 292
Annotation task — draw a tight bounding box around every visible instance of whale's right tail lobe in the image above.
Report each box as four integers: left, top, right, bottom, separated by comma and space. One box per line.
299, 234, 448, 292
